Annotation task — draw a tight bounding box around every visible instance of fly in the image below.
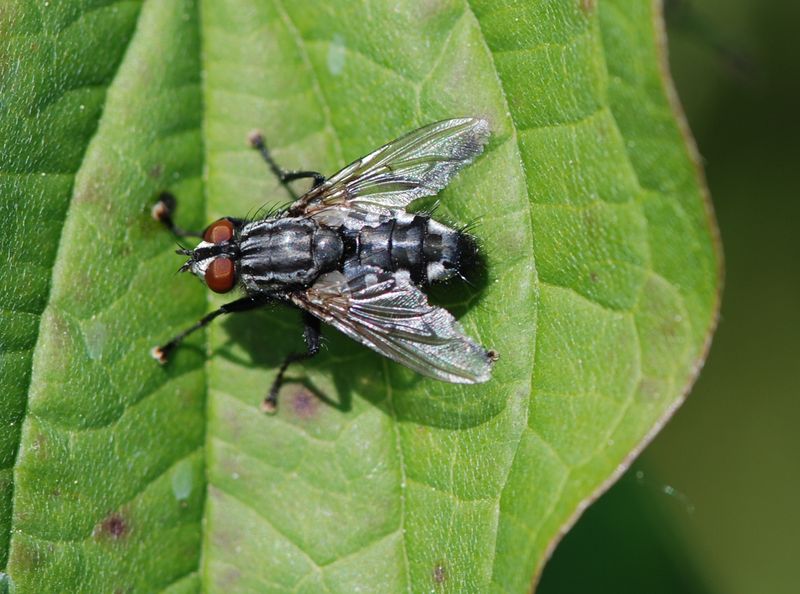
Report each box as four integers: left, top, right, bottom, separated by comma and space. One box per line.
151, 118, 497, 412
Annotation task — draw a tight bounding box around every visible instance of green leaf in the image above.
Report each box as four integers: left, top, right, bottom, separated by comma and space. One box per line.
0, 0, 720, 592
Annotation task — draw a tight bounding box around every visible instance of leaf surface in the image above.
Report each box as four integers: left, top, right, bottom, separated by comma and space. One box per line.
0, 0, 720, 592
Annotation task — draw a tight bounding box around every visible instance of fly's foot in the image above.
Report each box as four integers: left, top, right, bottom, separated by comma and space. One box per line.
248, 130, 266, 149
151, 191, 177, 224
150, 345, 171, 365
260, 392, 278, 415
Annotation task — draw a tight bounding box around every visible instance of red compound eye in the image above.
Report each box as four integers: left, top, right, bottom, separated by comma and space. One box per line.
205, 257, 235, 293
203, 218, 234, 244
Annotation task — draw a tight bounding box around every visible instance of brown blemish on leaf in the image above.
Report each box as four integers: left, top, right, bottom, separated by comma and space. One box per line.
94, 512, 128, 540
580, 0, 596, 14
208, 488, 244, 550
590, 271, 599, 283
211, 525, 240, 551
638, 378, 664, 401
291, 385, 319, 419
148, 163, 163, 179
8, 540, 42, 572
419, 0, 454, 20
216, 567, 241, 590
432, 560, 447, 584
220, 403, 244, 436
73, 176, 108, 205
31, 431, 49, 462
661, 314, 683, 339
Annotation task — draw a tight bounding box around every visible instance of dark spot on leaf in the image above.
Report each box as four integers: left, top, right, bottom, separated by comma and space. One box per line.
590, 271, 599, 283
661, 315, 682, 338
94, 512, 128, 540
8, 541, 42, 571
74, 173, 111, 205
220, 404, 243, 436
580, 0, 596, 14
419, 0, 452, 19
433, 560, 447, 584
216, 567, 241, 589
32, 432, 49, 461
148, 164, 163, 179
638, 378, 663, 401
291, 385, 319, 419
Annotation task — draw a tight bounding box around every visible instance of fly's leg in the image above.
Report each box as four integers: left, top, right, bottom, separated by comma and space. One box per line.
151, 296, 270, 363
248, 131, 326, 200
262, 313, 321, 414
152, 191, 204, 239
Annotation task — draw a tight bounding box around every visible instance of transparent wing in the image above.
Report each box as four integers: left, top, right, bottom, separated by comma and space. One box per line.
291, 265, 493, 384
289, 118, 490, 224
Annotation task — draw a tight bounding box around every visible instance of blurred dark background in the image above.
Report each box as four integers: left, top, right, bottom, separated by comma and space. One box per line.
539, 0, 800, 592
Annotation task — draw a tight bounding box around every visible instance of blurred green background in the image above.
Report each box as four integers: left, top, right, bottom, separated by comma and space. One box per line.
539, 0, 800, 593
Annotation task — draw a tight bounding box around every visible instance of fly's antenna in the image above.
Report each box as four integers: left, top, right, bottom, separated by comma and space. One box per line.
175, 246, 194, 274
174, 238, 192, 251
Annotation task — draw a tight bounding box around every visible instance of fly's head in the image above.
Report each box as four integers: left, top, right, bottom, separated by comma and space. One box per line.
178, 218, 241, 294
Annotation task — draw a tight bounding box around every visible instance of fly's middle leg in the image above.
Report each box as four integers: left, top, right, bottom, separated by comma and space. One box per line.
248, 130, 326, 200
262, 312, 321, 414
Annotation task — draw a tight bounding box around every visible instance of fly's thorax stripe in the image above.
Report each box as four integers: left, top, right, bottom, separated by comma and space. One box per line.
238, 218, 322, 285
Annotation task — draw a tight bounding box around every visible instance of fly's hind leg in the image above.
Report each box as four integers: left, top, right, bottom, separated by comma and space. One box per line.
152, 191, 204, 239
262, 313, 321, 414
248, 131, 326, 200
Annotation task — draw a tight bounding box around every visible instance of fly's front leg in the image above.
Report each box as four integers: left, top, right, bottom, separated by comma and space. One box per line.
248, 131, 326, 200
151, 296, 270, 363
262, 313, 321, 414
151, 191, 204, 239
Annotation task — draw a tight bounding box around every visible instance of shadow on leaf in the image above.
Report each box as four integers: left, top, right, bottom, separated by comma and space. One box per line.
214, 257, 501, 429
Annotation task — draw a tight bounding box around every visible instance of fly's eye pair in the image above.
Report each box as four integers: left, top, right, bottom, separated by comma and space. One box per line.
203, 218, 235, 244
203, 219, 236, 293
